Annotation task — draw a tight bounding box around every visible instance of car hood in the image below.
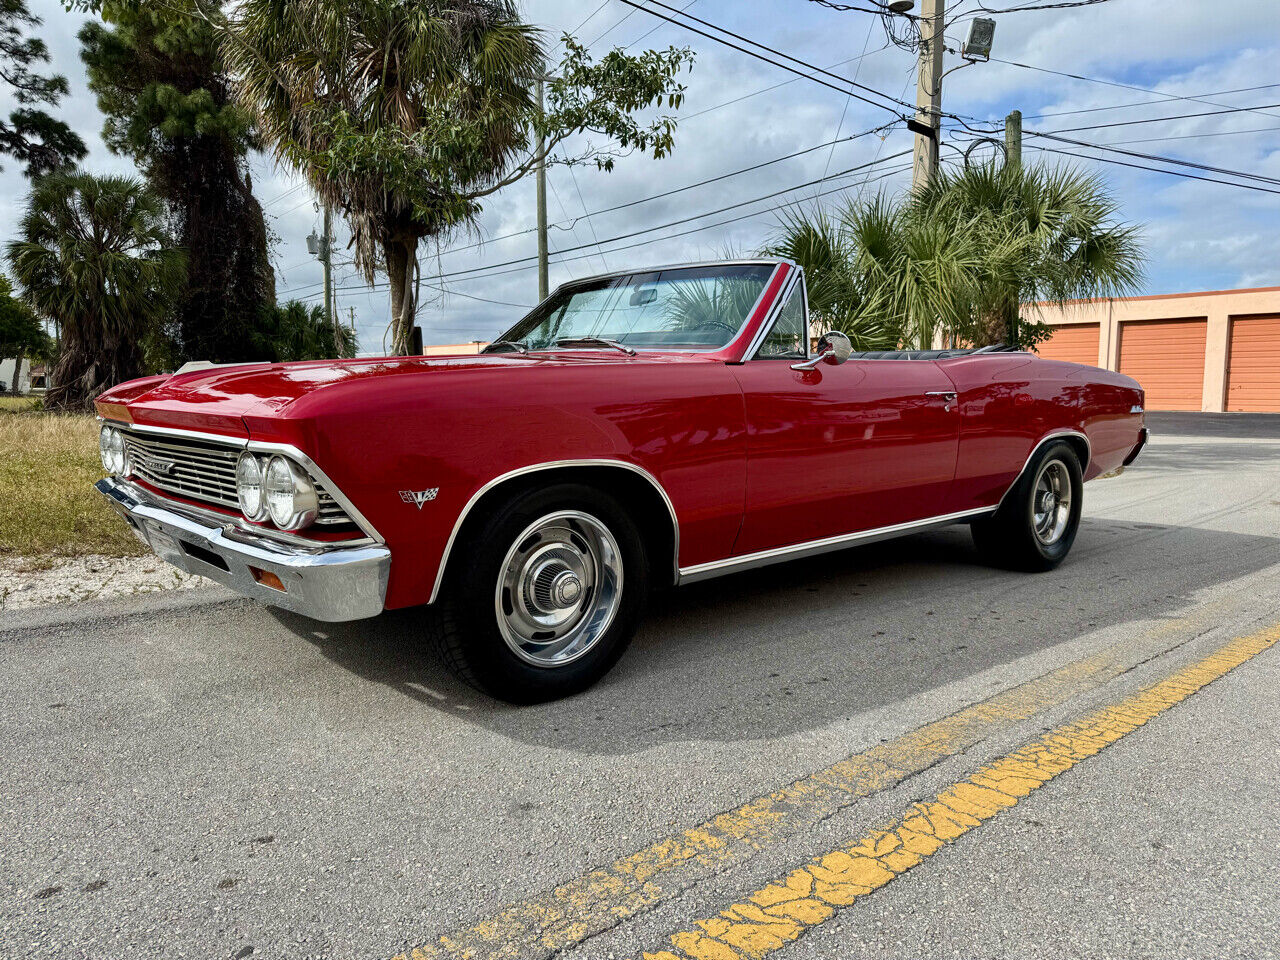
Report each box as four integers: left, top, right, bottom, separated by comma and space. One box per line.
98, 351, 705, 436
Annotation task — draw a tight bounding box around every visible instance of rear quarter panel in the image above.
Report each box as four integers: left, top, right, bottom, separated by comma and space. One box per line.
940, 354, 1143, 511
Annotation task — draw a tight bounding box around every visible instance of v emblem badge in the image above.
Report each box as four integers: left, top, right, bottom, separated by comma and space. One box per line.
399, 488, 439, 509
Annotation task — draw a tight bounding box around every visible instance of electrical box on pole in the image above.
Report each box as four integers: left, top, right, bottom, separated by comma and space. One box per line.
961, 18, 996, 61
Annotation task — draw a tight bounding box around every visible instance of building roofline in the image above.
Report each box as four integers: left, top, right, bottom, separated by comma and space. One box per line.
1028, 284, 1280, 308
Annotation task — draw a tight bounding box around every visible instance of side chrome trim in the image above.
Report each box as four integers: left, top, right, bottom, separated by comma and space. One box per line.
996, 429, 1093, 512
677, 507, 995, 584
428, 459, 681, 605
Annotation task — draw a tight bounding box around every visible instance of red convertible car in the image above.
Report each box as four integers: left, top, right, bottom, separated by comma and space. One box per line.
94, 259, 1147, 701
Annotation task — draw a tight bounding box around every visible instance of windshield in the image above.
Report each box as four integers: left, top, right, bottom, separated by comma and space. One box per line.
493, 264, 776, 352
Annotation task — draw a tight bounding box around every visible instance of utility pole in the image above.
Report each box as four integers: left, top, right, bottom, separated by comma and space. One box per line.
1004, 109, 1022, 169
535, 78, 549, 303
911, 0, 945, 191
321, 204, 335, 338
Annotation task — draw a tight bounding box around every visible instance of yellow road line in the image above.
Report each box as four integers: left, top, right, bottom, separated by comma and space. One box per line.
635, 623, 1280, 960
395, 615, 1218, 960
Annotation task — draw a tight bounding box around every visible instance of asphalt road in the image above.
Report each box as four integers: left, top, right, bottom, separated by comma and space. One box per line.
3, 420, 1280, 960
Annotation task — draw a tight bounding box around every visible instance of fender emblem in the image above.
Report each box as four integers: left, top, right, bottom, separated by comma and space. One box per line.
400, 488, 439, 509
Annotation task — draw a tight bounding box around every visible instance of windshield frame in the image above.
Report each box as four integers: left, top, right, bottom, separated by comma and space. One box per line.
489, 259, 789, 357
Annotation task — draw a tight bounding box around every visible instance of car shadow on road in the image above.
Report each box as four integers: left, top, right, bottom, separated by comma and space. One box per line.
270, 517, 1280, 756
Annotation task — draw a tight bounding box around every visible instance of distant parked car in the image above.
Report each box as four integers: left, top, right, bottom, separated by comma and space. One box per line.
94, 259, 1147, 701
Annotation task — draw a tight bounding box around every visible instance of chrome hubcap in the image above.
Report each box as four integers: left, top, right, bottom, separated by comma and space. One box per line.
495, 510, 623, 667
1032, 459, 1073, 545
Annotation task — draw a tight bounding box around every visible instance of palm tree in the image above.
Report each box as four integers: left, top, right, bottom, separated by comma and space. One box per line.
911, 162, 1144, 347
224, 0, 544, 356
765, 160, 1143, 350
259, 300, 358, 361
766, 195, 985, 350
224, 1, 692, 357
6, 171, 184, 410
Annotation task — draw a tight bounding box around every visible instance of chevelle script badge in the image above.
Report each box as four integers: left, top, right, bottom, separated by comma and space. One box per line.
400, 488, 439, 509
141, 454, 178, 477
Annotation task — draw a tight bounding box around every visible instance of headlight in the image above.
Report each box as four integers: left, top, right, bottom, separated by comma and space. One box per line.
99, 425, 113, 472
235, 452, 269, 522
263, 455, 319, 530
99, 425, 128, 475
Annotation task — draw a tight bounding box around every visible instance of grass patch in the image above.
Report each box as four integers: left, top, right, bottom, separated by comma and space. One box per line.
0, 402, 146, 559
0, 395, 41, 413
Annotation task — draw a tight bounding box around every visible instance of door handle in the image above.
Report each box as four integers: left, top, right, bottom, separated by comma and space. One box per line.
925, 390, 958, 410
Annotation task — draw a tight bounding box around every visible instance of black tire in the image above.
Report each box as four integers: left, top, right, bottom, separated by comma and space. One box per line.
971, 440, 1083, 572
428, 483, 649, 703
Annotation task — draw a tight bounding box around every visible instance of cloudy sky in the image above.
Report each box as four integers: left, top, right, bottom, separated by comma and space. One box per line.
3, 0, 1278, 353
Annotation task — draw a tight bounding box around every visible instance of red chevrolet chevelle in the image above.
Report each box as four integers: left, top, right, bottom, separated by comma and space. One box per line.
95, 259, 1147, 701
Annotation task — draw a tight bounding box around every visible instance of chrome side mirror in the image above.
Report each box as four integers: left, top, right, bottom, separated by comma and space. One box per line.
791, 331, 853, 371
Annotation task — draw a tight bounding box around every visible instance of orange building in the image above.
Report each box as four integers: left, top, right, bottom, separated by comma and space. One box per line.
1029, 286, 1280, 412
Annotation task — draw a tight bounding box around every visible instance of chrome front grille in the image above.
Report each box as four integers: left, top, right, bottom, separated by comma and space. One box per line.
121, 429, 354, 527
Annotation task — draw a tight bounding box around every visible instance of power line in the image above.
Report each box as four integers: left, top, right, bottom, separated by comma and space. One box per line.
640, 0, 922, 113
551, 123, 895, 226
420, 283, 535, 309
957, 0, 1112, 11
460, 160, 918, 288
679, 42, 892, 121
1103, 125, 1280, 147
817, 15, 879, 196
1032, 101, 1280, 136
572, 0, 612, 34
1027, 144, 1280, 197
262, 180, 306, 207
990, 57, 1280, 122
423, 150, 917, 284
799, 0, 894, 14
315, 150, 914, 296
612, 0, 912, 117
1026, 129, 1280, 188
393, 123, 896, 267
1017, 82, 1280, 122
407, 159, 917, 292
622, 0, 700, 48
567, 164, 611, 272
589, 0, 699, 47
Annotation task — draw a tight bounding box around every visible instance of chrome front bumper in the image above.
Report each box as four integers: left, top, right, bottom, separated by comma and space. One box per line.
95, 477, 390, 621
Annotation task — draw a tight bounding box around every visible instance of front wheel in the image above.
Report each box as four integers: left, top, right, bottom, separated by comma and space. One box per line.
972, 440, 1083, 572
429, 484, 649, 702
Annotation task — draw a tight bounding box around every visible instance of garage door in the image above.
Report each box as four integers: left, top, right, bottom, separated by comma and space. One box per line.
1037, 323, 1100, 366
1226, 315, 1280, 412
1117, 318, 1207, 411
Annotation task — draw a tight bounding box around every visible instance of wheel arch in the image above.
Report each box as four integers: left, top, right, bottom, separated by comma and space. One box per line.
997, 430, 1091, 512
428, 460, 680, 604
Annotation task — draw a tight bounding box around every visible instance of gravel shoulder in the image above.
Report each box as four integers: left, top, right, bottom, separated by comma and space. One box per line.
0, 554, 209, 612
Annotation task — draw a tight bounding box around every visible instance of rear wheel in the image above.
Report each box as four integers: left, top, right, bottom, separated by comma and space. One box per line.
429, 484, 649, 702
972, 440, 1083, 571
